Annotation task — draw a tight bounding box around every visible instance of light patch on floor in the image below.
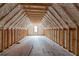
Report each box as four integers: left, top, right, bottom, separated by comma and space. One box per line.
0, 36, 74, 56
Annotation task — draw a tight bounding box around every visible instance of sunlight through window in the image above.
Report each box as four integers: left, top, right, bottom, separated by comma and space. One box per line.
34, 26, 38, 32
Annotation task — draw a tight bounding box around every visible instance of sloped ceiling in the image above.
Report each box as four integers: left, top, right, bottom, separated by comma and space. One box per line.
21, 3, 51, 24
21, 3, 79, 29
0, 3, 79, 29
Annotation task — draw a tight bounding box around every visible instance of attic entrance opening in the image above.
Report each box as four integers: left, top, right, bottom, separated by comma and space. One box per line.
34, 26, 38, 33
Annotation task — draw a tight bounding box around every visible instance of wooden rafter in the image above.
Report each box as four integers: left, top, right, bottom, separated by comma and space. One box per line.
9, 13, 25, 28
46, 11, 63, 29
48, 6, 69, 29
52, 4, 76, 28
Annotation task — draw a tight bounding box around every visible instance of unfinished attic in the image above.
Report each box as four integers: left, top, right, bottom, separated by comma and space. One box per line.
0, 3, 79, 56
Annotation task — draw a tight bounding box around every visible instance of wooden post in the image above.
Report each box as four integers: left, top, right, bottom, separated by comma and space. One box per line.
53, 29, 55, 42
14, 29, 17, 43
14, 29, 16, 43
65, 29, 70, 50
17, 29, 19, 41
7, 29, 11, 47
11, 29, 14, 44
71, 29, 76, 54
3, 29, 8, 49
55, 29, 56, 42
54, 29, 56, 42
56, 29, 60, 44
18, 29, 20, 40
51, 29, 53, 40
69, 29, 76, 54
0, 29, 3, 52
63, 29, 66, 49
76, 27, 79, 55
59, 29, 64, 47
55, 29, 57, 43
52, 29, 54, 41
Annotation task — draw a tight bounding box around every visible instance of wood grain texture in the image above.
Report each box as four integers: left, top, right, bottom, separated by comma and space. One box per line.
0, 36, 74, 56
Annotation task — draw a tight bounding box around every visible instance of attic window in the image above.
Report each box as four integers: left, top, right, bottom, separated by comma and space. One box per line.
34, 26, 38, 32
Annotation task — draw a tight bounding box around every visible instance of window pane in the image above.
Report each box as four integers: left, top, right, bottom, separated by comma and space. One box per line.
34, 26, 37, 32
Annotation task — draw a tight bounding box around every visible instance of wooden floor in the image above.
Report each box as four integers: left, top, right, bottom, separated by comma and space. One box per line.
0, 36, 74, 56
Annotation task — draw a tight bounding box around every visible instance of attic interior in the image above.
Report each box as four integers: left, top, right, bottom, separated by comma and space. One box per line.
0, 3, 79, 56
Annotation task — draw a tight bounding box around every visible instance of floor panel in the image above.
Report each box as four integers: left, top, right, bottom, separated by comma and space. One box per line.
0, 36, 74, 56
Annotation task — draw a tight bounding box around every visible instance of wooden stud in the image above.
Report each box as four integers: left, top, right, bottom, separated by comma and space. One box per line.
7, 29, 12, 47
70, 29, 76, 54
3, 29, 8, 49
59, 29, 64, 47
65, 29, 70, 50
76, 27, 79, 55
57, 29, 60, 44
0, 29, 3, 52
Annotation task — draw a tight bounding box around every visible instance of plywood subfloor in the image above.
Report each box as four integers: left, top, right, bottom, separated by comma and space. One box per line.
0, 36, 74, 56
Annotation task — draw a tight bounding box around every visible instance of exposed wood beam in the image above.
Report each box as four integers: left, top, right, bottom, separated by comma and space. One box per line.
24, 5, 47, 9
21, 3, 52, 6
52, 4, 76, 28
46, 11, 63, 29
63, 3, 79, 26
9, 13, 25, 28
0, 3, 5, 8
0, 5, 20, 28
43, 17, 55, 28
26, 12, 46, 15
25, 9, 46, 12
14, 17, 25, 28
48, 6, 69, 28
45, 14, 59, 29
3, 10, 24, 28
28, 15, 43, 18
4, 9, 21, 27
73, 3, 79, 10
13, 17, 25, 28
0, 4, 18, 21
42, 18, 52, 28
25, 11, 46, 14
23, 7, 47, 10
44, 15, 59, 29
